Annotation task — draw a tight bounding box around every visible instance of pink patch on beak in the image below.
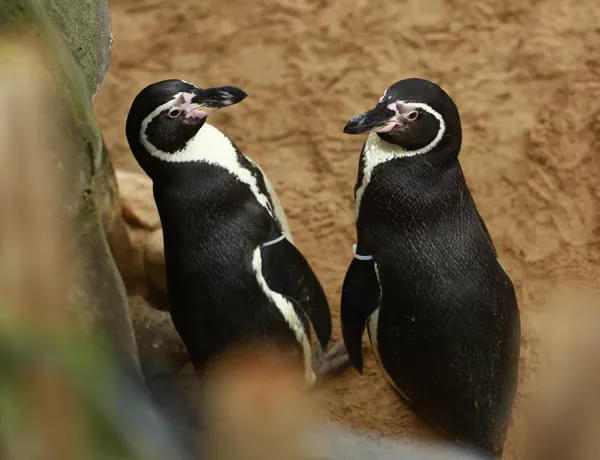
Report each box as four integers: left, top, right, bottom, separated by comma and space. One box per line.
175, 92, 209, 119
376, 122, 399, 133
186, 109, 209, 120
374, 102, 407, 133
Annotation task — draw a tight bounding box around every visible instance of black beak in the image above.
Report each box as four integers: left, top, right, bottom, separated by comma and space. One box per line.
343, 104, 395, 134
192, 85, 248, 109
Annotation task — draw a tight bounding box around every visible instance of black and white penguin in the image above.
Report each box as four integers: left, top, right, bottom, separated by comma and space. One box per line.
126, 79, 342, 386
340, 78, 521, 457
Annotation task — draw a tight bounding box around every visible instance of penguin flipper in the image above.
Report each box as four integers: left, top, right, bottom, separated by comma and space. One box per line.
340, 258, 380, 374
260, 239, 331, 349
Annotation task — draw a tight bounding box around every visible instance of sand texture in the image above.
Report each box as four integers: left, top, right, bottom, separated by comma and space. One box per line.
95, 1, 600, 457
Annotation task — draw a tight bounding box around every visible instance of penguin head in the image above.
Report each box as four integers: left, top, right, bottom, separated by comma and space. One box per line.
126, 79, 247, 178
343, 78, 461, 157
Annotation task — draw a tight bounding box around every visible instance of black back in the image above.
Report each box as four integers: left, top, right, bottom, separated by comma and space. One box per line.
154, 163, 304, 370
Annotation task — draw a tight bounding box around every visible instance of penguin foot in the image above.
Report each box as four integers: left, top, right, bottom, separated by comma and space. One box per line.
312, 341, 350, 383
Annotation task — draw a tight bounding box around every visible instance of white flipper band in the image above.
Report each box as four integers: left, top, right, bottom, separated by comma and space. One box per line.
352, 243, 374, 261
262, 234, 286, 247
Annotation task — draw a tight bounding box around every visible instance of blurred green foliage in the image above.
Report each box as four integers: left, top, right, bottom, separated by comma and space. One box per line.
0, 304, 187, 460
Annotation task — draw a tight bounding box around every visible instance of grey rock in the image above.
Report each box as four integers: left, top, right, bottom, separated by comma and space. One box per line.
0, 1, 139, 374
117, 169, 161, 230
95, 146, 138, 286
129, 295, 188, 378
144, 228, 170, 309
43, 0, 112, 97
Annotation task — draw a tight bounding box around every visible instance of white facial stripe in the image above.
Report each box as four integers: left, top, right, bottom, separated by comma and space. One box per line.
382, 101, 446, 152
140, 97, 292, 243
355, 101, 446, 219
140, 114, 274, 216
252, 247, 315, 386
405, 102, 446, 150
140, 96, 179, 154
140, 92, 203, 153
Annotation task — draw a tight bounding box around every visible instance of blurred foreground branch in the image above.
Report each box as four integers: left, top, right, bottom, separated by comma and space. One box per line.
0, 36, 184, 460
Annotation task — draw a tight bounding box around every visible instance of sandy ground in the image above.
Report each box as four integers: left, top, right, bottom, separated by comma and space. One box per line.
95, 0, 600, 457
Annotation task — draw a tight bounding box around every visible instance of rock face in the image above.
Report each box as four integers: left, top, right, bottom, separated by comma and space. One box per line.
43, 0, 112, 97
129, 295, 187, 377
114, 169, 169, 308
0, 1, 139, 373
117, 170, 161, 230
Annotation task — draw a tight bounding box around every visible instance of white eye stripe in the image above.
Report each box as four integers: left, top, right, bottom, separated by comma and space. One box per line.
378, 88, 389, 103
394, 101, 446, 151
139, 103, 295, 254
139, 111, 276, 219
381, 101, 446, 154
140, 93, 184, 152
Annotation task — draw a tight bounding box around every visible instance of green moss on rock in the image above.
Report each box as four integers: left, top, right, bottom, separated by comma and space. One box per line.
0, 0, 111, 97
0, 2, 140, 375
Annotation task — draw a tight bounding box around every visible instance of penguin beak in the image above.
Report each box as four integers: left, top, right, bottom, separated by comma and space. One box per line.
343, 104, 396, 134
191, 86, 248, 110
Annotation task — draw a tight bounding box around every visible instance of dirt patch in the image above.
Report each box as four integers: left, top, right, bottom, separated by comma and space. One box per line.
95, 1, 600, 457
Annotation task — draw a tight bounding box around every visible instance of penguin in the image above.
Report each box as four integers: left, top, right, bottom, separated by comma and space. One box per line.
340, 78, 521, 457
126, 79, 345, 386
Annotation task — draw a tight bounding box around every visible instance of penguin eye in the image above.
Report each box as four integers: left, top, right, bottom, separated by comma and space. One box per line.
168, 108, 182, 119
405, 110, 419, 121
